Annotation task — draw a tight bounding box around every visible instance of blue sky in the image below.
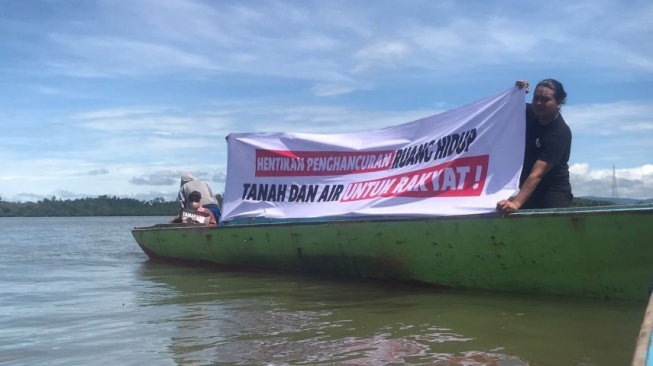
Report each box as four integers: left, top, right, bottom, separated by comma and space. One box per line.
1, 0, 652, 202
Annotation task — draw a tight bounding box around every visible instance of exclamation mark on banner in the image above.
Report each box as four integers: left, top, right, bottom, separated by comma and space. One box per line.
472, 165, 483, 190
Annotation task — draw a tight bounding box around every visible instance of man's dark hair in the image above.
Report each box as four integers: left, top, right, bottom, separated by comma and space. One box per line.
536, 79, 567, 104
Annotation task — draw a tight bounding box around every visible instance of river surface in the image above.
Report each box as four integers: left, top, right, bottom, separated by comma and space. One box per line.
0, 216, 645, 365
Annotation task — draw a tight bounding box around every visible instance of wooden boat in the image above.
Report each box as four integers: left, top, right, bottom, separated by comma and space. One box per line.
633, 292, 653, 365
132, 203, 653, 301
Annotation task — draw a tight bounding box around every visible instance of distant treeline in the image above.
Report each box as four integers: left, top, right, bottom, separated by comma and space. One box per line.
571, 197, 615, 207
0, 194, 611, 217
0, 195, 223, 217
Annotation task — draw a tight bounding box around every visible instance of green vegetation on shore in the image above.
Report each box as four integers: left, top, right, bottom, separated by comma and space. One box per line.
0, 195, 611, 217
570, 197, 615, 207
0, 195, 219, 217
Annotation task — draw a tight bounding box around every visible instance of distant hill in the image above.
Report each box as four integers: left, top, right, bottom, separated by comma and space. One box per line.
581, 196, 653, 205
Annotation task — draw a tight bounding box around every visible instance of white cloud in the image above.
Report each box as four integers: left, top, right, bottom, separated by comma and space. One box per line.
49, 34, 222, 76
130, 170, 180, 186
311, 82, 366, 97
31, 85, 82, 97
564, 102, 653, 135
212, 172, 227, 183
353, 41, 412, 73
87, 169, 109, 176
73, 109, 233, 141
570, 164, 653, 199
74, 108, 163, 120
560, 101, 653, 168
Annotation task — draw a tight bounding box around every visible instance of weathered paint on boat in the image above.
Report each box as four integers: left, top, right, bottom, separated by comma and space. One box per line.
633, 293, 653, 366
132, 204, 653, 301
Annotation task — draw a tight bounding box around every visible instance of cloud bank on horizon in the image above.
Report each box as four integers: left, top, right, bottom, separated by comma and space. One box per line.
1, 0, 652, 202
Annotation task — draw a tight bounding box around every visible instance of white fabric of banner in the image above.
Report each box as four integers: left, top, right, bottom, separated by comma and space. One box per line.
222, 87, 525, 221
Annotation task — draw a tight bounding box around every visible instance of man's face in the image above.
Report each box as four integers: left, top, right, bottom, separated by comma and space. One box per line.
189, 199, 201, 209
531, 86, 560, 122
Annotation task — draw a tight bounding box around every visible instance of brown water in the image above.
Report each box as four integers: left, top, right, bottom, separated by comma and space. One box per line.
0, 216, 645, 365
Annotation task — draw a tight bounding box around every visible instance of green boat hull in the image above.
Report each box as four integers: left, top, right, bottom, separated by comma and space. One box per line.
132, 204, 653, 301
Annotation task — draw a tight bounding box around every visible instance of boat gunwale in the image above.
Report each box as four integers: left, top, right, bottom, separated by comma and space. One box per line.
132, 203, 653, 232
632, 293, 653, 366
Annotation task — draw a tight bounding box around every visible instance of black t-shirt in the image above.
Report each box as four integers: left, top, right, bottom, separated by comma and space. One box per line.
519, 104, 572, 202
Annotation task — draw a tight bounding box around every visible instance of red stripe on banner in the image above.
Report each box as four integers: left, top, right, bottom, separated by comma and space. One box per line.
255, 149, 397, 177
340, 155, 489, 201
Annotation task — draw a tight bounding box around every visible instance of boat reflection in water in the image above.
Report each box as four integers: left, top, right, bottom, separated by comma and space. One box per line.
135, 261, 642, 365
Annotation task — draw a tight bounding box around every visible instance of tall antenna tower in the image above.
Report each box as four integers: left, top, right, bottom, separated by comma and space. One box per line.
612, 165, 618, 200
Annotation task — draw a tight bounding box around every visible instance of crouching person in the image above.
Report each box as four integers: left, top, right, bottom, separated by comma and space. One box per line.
171, 191, 218, 226
178, 172, 222, 222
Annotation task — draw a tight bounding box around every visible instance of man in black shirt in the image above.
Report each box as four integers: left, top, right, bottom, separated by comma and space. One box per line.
497, 79, 573, 214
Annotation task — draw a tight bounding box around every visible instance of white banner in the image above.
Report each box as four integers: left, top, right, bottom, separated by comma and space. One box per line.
222, 87, 525, 221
